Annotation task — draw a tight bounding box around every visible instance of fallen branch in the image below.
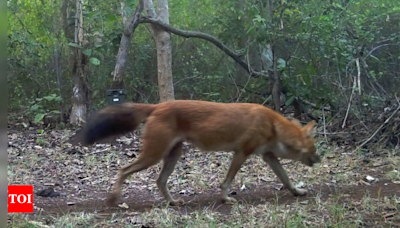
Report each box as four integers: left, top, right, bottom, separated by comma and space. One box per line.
139, 17, 267, 78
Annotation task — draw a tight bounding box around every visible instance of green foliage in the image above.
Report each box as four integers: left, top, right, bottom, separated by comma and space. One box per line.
89, 57, 101, 66
68, 42, 83, 49
27, 94, 62, 125
35, 129, 48, 146
7, 0, 400, 124
286, 211, 306, 228
242, 0, 399, 112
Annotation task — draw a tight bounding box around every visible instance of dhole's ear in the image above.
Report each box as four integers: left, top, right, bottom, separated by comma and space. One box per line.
291, 119, 302, 127
302, 120, 316, 137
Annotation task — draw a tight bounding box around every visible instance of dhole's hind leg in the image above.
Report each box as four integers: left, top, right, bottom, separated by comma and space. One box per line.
106, 126, 177, 207
156, 142, 184, 206
106, 155, 159, 206
262, 153, 307, 196
220, 152, 248, 204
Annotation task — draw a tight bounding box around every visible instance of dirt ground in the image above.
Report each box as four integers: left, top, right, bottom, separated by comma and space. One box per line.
34, 176, 398, 217
7, 127, 400, 227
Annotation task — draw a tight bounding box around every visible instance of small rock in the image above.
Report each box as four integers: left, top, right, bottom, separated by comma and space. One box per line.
28, 221, 50, 228
300, 200, 309, 205
240, 184, 247, 191
365, 175, 375, 182
295, 181, 305, 188
118, 202, 129, 209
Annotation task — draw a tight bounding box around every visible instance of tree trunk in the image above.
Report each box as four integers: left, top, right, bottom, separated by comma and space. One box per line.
61, 0, 75, 82
70, 0, 89, 125
110, 0, 144, 89
272, 47, 281, 112
145, 0, 175, 102
54, 41, 65, 122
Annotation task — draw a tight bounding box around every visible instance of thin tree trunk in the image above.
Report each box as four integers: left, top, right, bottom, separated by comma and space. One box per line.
70, 0, 89, 125
272, 47, 281, 112
61, 0, 75, 83
267, 0, 281, 112
145, 0, 175, 102
54, 41, 65, 122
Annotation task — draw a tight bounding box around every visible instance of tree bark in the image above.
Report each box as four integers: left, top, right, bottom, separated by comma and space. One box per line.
110, 0, 144, 89
144, 0, 175, 102
272, 47, 281, 112
61, 0, 75, 80
70, 0, 89, 125
54, 40, 65, 122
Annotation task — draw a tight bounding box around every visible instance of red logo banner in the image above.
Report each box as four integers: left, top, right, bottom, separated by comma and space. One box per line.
8, 185, 34, 213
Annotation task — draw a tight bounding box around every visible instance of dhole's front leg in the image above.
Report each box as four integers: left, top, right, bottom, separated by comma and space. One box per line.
262, 153, 307, 196
220, 152, 248, 204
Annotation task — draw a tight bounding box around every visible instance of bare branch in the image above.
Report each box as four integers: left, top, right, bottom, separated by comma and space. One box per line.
355, 57, 361, 95
364, 44, 400, 60
352, 103, 400, 153
123, 0, 144, 35
342, 75, 357, 129
139, 17, 267, 78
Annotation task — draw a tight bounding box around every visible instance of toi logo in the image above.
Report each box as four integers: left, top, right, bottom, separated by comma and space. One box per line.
8, 185, 34, 213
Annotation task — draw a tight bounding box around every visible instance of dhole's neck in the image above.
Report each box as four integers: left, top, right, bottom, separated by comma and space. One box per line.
273, 118, 303, 149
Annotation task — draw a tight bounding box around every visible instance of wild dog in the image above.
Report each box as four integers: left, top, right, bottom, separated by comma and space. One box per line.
75, 100, 320, 206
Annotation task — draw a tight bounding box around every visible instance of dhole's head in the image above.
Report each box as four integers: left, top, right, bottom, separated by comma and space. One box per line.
296, 120, 320, 167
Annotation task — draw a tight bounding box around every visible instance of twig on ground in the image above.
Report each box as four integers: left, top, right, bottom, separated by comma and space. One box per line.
87, 148, 110, 155
280, 161, 293, 166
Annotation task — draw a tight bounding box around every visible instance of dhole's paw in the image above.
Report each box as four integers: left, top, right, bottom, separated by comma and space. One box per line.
292, 188, 307, 196
169, 198, 185, 206
222, 196, 237, 205
105, 193, 119, 207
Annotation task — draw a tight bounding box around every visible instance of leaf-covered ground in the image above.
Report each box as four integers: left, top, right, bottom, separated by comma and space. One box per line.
7, 127, 400, 227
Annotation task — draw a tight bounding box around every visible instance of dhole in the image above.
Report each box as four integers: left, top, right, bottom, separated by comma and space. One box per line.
75, 100, 320, 206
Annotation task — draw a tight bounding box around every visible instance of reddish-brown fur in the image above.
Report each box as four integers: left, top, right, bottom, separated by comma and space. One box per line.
76, 100, 320, 206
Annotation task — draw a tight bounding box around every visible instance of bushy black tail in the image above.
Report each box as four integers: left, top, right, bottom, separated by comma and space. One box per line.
73, 103, 156, 145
